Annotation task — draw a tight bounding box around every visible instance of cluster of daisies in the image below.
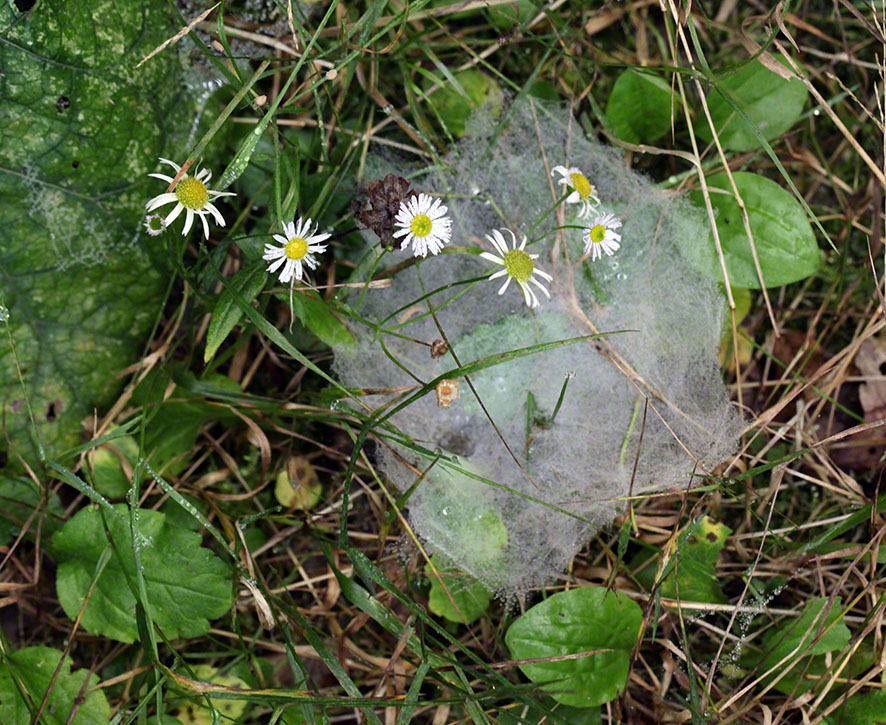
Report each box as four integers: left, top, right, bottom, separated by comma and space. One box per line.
144, 159, 622, 309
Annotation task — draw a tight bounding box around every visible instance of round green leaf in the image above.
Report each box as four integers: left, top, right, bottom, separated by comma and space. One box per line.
505, 587, 642, 707
425, 553, 493, 624
0, 646, 111, 724
696, 59, 807, 151
688, 172, 819, 289
0, 476, 64, 546
605, 69, 674, 144
0, 0, 203, 466
53, 504, 233, 643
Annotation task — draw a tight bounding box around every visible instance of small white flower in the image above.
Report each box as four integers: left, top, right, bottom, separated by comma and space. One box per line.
392, 192, 452, 258
263, 217, 330, 284
583, 212, 622, 261
551, 165, 600, 219
145, 158, 235, 239
480, 228, 553, 308
143, 214, 166, 236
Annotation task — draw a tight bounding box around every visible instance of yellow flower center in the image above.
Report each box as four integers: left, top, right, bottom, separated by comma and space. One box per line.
570, 172, 592, 200
589, 224, 606, 244
285, 237, 309, 260
175, 176, 210, 210
503, 249, 534, 283
410, 214, 433, 237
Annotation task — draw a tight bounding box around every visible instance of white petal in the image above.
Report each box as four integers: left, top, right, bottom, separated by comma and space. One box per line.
488, 268, 508, 280
164, 203, 184, 225
205, 202, 226, 226
267, 255, 287, 273
479, 252, 503, 264
566, 190, 580, 204
263, 245, 285, 260
518, 281, 534, 307
145, 193, 178, 211
497, 277, 511, 295
530, 276, 551, 298
199, 213, 210, 239
272, 234, 289, 245
182, 209, 194, 235
158, 157, 181, 171
533, 268, 553, 282
148, 173, 174, 183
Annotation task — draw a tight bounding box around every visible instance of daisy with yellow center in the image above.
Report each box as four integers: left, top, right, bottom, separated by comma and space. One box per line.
583, 212, 622, 261
480, 228, 553, 308
145, 157, 235, 239
263, 217, 330, 284
392, 192, 452, 258
551, 165, 600, 219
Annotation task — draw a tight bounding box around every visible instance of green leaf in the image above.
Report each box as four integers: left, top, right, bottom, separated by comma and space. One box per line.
425, 554, 493, 624
688, 172, 819, 288
284, 290, 356, 349
696, 59, 807, 151
827, 690, 886, 725
428, 70, 503, 138
0, 0, 200, 467
505, 587, 642, 708
169, 664, 251, 724
0, 646, 111, 724
758, 598, 850, 672
485, 0, 537, 29
204, 260, 267, 363
53, 504, 233, 643
633, 516, 731, 604
88, 429, 140, 498
0, 476, 63, 546
605, 69, 674, 144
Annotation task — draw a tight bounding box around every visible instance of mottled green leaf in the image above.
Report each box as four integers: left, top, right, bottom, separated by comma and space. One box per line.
633, 515, 731, 604
688, 172, 819, 288
204, 260, 267, 363
827, 689, 886, 725
605, 69, 674, 144
0, 0, 203, 466
0, 646, 111, 724
697, 59, 807, 151
425, 553, 492, 624
505, 587, 642, 708
53, 504, 233, 643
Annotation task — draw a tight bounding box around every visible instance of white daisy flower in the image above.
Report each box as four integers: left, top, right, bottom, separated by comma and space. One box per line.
480, 228, 553, 308
143, 214, 166, 236
392, 192, 452, 258
263, 217, 330, 284
583, 212, 622, 261
145, 158, 235, 239
551, 165, 600, 219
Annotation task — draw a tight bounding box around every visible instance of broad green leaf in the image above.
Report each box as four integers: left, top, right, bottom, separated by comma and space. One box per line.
696, 59, 807, 151
428, 70, 503, 138
633, 516, 731, 604
0, 646, 111, 724
425, 553, 493, 624
0, 0, 203, 467
688, 172, 819, 288
485, 0, 537, 29
605, 69, 674, 144
282, 289, 356, 349
53, 504, 233, 643
827, 689, 886, 725
757, 598, 850, 676
0, 476, 63, 546
205, 259, 267, 363
505, 587, 642, 708
88, 429, 140, 498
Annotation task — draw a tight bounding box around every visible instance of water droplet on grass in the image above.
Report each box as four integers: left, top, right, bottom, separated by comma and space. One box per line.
0, 306, 9, 322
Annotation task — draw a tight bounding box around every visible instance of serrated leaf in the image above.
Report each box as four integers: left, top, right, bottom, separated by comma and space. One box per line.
204, 260, 267, 363
633, 515, 731, 604
688, 172, 819, 288
425, 553, 492, 624
0, 476, 64, 546
605, 69, 674, 144
505, 587, 642, 708
0, 646, 111, 724
0, 0, 200, 466
53, 504, 233, 643
696, 59, 807, 151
